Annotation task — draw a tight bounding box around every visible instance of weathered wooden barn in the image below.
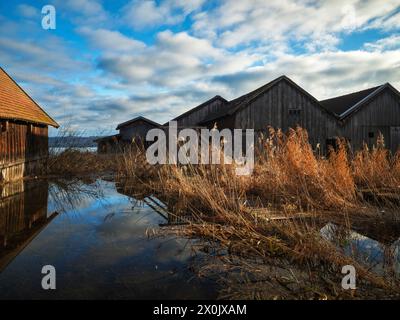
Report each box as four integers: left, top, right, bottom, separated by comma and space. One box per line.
171, 75, 400, 153
95, 134, 121, 154
320, 83, 400, 152
0, 67, 59, 182
96, 116, 160, 153
105, 75, 400, 155
173, 76, 340, 152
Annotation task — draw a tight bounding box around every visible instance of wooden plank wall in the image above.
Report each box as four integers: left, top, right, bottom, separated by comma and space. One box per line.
176, 98, 226, 127
0, 180, 48, 247
0, 121, 48, 181
340, 90, 400, 152
233, 80, 340, 153
119, 121, 158, 141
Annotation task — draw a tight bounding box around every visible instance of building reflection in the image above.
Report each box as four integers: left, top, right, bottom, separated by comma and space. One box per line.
0, 180, 57, 272
115, 178, 195, 226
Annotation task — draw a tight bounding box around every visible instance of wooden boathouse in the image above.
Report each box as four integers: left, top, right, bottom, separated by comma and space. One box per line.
99, 75, 400, 154
172, 76, 400, 153
0, 67, 59, 182
96, 116, 160, 153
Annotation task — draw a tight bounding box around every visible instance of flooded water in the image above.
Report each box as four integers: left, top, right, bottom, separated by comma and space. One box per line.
0, 179, 218, 299
2, 178, 399, 300
321, 222, 400, 275
49, 147, 97, 154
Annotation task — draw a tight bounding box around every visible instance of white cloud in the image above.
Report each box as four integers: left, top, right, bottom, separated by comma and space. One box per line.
96, 30, 258, 87
380, 11, 400, 30
63, 0, 107, 17
364, 34, 400, 51
54, 0, 110, 26
213, 50, 400, 100
304, 33, 341, 53
0, 37, 87, 73
3, 0, 400, 135
122, 0, 205, 30
192, 0, 400, 51
17, 4, 39, 18
78, 27, 146, 53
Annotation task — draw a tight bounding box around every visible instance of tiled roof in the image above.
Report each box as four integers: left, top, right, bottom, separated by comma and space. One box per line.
0, 67, 59, 127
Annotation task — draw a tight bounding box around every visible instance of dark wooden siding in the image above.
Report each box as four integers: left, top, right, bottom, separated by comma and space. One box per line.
232, 80, 340, 150
97, 137, 121, 154
0, 180, 54, 271
0, 120, 48, 181
176, 98, 225, 127
119, 120, 158, 141
340, 89, 400, 152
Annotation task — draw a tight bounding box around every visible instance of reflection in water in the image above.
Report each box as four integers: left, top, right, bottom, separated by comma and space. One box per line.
0, 179, 217, 300
321, 221, 400, 275
0, 180, 58, 272
116, 179, 197, 226
2, 177, 398, 299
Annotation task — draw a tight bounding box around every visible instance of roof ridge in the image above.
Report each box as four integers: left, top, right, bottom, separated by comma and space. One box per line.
320, 85, 383, 103
116, 116, 160, 130
319, 83, 390, 118
339, 85, 388, 119
229, 75, 335, 117
170, 94, 227, 122
199, 75, 338, 124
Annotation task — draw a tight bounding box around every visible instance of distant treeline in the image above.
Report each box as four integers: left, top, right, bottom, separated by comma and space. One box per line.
49, 136, 100, 148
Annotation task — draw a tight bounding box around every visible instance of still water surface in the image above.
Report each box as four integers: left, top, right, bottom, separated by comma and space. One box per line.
0, 179, 217, 299
1, 178, 399, 299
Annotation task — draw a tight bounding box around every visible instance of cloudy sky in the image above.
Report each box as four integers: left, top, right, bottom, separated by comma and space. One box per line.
0, 0, 399, 136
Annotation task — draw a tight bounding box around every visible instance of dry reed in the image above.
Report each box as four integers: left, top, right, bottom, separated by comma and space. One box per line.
115, 126, 400, 299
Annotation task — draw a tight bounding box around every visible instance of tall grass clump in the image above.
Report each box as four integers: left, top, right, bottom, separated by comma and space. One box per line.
116, 143, 149, 178
48, 149, 116, 177
249, 127, 356, 211
353, 133, 395, 189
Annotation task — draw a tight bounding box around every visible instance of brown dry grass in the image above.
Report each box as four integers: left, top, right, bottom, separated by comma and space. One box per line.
250, 127, 358, 210
116, 127, 400, 299
122, 127, 400, 212
48, 149, 116, 177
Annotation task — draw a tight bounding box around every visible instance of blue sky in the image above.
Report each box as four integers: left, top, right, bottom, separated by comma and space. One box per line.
0, 0, 399, 136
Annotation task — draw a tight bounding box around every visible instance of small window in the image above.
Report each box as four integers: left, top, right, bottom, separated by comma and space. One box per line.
368, 132, 374, 138
289, 109, 301, 116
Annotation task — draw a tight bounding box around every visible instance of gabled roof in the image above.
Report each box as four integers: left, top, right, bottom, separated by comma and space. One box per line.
0, 67, 59, 127
319, 85, 383, 118
320, 83, 400, 119
116, 116, 160, 130
166, 95, 227, 125
199, 75, 336, 125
